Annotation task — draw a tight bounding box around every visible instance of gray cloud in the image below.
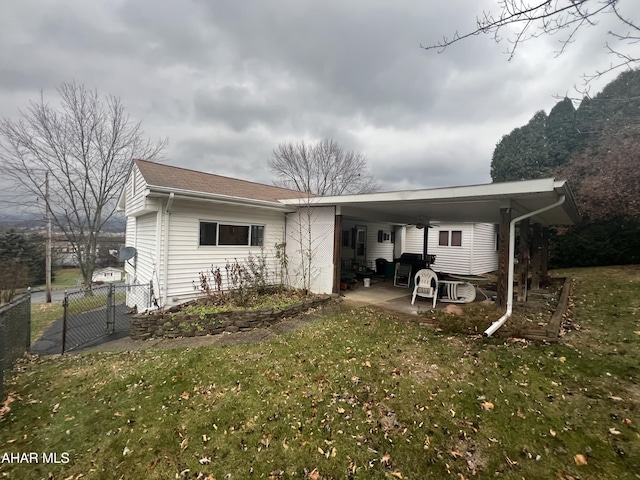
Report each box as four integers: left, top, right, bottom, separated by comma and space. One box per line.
1, 0, 639, 210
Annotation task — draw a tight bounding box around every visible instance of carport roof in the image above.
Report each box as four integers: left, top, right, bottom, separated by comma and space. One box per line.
279, 178, 580, 226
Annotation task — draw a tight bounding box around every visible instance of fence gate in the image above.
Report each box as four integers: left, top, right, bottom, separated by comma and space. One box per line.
62, 283, 150, 353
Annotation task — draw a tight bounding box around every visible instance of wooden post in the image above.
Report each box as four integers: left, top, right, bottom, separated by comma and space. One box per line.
541, 227, 550, 282
517, 218, 530, 302
496, 207, 511, 307
530, 223, 542, 290
332, 211, 342, 294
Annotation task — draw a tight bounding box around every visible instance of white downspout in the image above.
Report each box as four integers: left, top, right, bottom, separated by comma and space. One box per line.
162, 193, 175, 307
484, 195, 566, 337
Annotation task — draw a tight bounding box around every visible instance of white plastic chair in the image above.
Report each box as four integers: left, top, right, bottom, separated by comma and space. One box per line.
411, 269, 438, 307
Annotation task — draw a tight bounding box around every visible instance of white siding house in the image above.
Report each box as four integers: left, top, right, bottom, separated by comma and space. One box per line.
117, 160, 579, 310
92, 267, 123, 283
404, 223, 498, 275
117, 160, 311, 310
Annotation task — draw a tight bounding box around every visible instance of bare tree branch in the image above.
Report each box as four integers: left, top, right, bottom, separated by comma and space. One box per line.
0, 81, 167, 287
267, 139, 379, 196
422, 0, 640, 86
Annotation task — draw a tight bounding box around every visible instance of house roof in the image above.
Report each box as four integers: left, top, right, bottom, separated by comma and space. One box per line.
126, 160, 579, 227
280, 178, 581, 226
93, 267, 122, 274
134, 159, 311, 203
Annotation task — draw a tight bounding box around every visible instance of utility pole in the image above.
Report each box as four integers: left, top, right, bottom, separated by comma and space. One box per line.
45, 171, 52, 303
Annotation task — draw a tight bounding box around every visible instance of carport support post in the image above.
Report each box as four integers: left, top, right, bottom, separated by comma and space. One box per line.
333, 209, 342, 294
496, 207, 511, 307
530, 223, 542, 290
518, 218, 530, 302
541, 227, 550, 281
422, 224, 429, 262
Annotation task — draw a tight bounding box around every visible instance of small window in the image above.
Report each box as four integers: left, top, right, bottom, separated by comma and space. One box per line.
250, 225, 264, 246
438, 230, 462, 246
200, 221, 264, 246
451, 230, 462, 247
219, 224, 250, 245
200, 222, 217, 245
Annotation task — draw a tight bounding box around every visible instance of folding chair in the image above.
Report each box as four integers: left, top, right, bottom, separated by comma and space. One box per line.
393, 263, 412, 288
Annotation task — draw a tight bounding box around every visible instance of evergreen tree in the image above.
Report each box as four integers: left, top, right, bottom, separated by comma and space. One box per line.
545, 97, 577, 167
491, 110, 549, 182
0, 229, 47, 286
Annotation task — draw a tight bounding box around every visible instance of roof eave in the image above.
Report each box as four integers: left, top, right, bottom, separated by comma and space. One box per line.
553, 179, 582, 225
146, 185, 297, 212
278, 178, 561, 206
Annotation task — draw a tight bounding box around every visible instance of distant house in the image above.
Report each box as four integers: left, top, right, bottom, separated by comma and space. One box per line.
92, 267, 123, 283
117, 159, 579, 311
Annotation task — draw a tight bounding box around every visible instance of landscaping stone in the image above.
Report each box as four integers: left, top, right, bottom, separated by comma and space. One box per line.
130, 293, 341, 340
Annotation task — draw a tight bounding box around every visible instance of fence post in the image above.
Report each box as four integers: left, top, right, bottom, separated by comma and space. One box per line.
107, 283, 115, 334
61, 290, 68, 354
26, 287, 32, 349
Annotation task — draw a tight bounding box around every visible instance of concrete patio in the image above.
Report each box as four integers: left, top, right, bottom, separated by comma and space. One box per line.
339, 277, 494, 315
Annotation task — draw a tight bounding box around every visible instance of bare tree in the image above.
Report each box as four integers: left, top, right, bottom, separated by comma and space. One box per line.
0, 81, 166, 288
423, 0, 640, 88
268, 138, 379, 196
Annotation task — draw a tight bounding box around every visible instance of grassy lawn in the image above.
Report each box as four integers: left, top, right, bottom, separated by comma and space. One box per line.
43, 268, 83, 289
29, 302, 63, 343
1, 266, 639, 479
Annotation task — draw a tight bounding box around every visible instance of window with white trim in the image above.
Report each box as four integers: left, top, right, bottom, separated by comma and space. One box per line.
199, 222, 264, 247
438, 230, 462, 247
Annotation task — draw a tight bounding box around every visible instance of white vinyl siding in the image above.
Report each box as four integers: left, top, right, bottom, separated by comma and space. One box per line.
404, 223, 498, 275
131, 212, 158, 287
125, 165, 159, 217
469, 223, 499, 274
428, 224, 472, 275
163, 201, 286, 305
124, 216, 136, 283
404, 226, 425, 254
286, 206, 336, 294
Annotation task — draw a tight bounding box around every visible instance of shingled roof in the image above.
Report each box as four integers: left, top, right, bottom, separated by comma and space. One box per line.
134, 159, 312, 203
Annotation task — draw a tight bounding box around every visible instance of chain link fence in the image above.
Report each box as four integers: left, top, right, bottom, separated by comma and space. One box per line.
62, 283, 150, 353
0, 292, 31, 400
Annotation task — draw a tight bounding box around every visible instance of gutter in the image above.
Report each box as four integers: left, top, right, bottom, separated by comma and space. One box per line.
162, 192, 175, 307
146, 186, 296, 212
483, 195, 566, 337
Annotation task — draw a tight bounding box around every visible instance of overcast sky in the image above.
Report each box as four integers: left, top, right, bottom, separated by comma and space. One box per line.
1, 0, 639, 213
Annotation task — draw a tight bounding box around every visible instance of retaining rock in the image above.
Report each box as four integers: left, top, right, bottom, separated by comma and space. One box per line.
130, 293, 341, 340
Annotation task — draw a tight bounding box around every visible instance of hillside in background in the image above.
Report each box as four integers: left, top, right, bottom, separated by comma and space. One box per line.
490, 70, 640, 266
0, 211, 125, 234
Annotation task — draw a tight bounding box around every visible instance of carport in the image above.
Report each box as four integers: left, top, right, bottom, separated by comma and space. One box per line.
280, 177, 580, 335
